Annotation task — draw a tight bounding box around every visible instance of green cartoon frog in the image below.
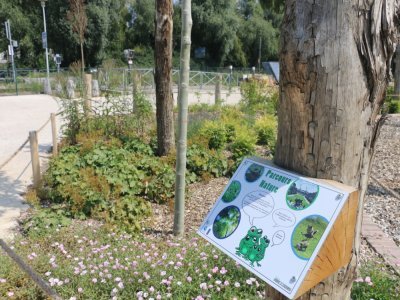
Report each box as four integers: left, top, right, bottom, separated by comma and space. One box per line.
247, 235, 270, 267
236, 226, 262, 258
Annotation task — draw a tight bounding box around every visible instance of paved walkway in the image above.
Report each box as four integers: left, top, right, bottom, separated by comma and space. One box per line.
362, 214, 400, 273
0, 95, 60, 240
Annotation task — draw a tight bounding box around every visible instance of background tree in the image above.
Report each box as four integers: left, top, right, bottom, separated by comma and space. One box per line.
67, 0, 88, 74
154, 0, 175, 156
268, 1, 399, 299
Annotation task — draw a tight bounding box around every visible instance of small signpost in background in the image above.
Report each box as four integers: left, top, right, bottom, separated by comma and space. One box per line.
42, 32, 47, 49
4, 20, 18, 95
198, 157, 358, 299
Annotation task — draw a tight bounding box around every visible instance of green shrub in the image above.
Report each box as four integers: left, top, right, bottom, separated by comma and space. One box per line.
187, 144, 228, 179
388, 100, 400, 114
199, 121, 227, 150
230, 132, 257, 171
254, 115, 278, 149
240, 78, 278, 114
22, 207, 72, 236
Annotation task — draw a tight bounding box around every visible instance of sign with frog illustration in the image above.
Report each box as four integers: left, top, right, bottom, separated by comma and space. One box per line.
198, 157, 350, 299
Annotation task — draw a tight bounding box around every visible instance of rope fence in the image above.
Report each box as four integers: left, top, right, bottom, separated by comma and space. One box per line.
0, 111, 62, 172
0, 239, 62, 300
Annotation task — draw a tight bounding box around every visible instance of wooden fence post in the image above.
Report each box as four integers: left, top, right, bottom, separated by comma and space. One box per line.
84, 74, 92, 115
29, 131, 41, 188
50, 113, 58, 156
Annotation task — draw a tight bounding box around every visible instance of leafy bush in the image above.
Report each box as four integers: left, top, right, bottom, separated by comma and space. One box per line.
230, 132, 257, 171
240, 78, 278, 114
22, 207, 72, 236
388, 100, 400, 114
254, 115, 278, 149
199, 121, 227, 150
187, 144, 229, 179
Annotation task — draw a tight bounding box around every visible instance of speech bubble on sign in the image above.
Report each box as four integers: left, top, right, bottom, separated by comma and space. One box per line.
272, 209, 296, 228
271, 230, 285, 247
242, 191, 275, 225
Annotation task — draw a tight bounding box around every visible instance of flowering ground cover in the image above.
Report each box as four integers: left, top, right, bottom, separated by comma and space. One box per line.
0, 221, 269, 300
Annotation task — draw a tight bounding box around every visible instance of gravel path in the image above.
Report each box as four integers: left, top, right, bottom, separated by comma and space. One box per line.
365, 114, 400, 246
0, 95, 60, 240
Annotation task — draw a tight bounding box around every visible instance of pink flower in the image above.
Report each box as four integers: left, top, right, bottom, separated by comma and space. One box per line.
212, 266, 219, 273
364, 276, 371, 283
78, 287, 83, 293
220, 267, 227, 274
118, 282, 124, 289
160, 271, 166, 276
200, 282, 207, 290
234, 282, 240, 288
246, 279, 252, 285
186, 276, 192, 282
7, 291, 14, 297
215, 280, 222, 285
224, 280, 229, 286
149, 286, 155, 293
0, 279, 6, 283
195, 296, 204, 300
92, 278, 98, 283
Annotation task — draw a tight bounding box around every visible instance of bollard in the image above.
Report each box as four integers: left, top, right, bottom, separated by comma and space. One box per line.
67, 79, 75, 99
29, 131, 41, 188
85, 74, 92, 99
92, 79, 100, 97
50, 113, 58, 156
215, 75, 222, 106
84, 74, 92, 115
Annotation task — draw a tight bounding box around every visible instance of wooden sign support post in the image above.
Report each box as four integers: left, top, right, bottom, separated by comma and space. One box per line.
293, 180, 358, 298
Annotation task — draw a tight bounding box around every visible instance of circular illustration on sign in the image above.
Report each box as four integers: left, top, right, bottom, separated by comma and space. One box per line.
213, 206, 241, 239
245, 163, 265, 182
291, 215, 328, 260
222, 180, 241, 203
286, 179, 319, 211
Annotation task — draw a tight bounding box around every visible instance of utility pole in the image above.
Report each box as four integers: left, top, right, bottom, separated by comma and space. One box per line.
4, 20, 18, 95
39, 0, 51, 94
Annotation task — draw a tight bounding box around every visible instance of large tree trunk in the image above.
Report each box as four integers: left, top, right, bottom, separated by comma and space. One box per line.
267, 1, 399, 299
174, 0, 192, 236
155, 0, 175, 156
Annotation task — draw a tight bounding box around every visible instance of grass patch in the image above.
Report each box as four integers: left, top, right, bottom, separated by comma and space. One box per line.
351, 262, 400, 300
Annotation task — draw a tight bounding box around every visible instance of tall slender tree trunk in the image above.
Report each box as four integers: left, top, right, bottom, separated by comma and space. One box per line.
80, 42, 85, 75
394, 44, 400, 100
266, 1, 399, 299
155, 0, 175, 156
174, 0, 192, 236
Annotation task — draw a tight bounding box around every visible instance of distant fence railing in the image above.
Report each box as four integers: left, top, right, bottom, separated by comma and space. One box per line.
96, 68, 243, 92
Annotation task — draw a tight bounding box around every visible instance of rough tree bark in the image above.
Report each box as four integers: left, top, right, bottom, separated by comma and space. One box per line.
267, 1, 399, 299
155, 0, 175, 156
174, 0, 192, 236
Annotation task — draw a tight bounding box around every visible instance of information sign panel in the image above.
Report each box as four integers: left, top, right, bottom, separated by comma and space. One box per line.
198, 157, 350, 299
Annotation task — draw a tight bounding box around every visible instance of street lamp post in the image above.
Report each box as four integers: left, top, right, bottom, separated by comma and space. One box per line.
229, 65, 233, 86
39, 0, 51, 94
